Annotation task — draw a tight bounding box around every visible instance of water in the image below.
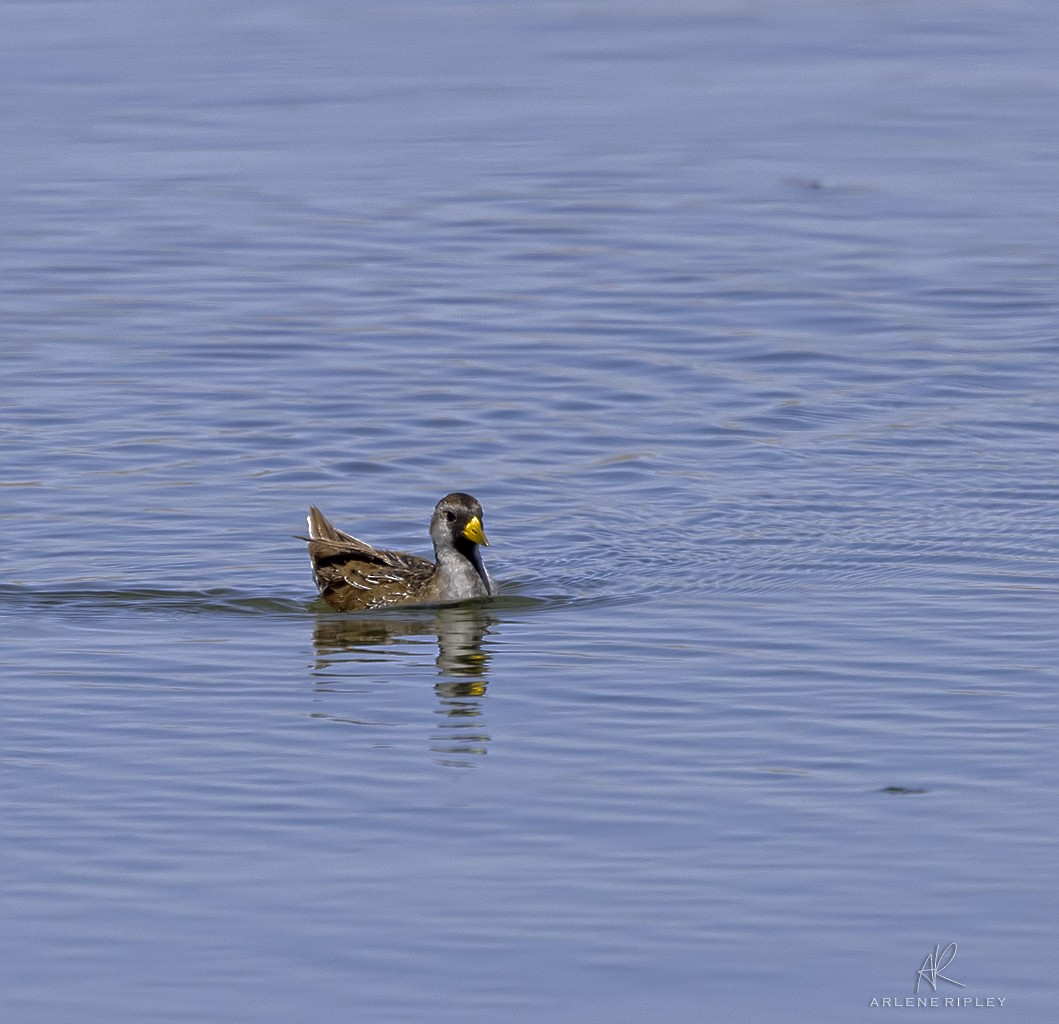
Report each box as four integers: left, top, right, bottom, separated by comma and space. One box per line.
2, 1, 1057, 1021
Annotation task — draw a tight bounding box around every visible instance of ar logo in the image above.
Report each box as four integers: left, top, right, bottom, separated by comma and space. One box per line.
915, 943, 966, 994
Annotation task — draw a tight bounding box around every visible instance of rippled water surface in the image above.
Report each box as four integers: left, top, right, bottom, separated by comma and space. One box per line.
3, 2, 1057, 1021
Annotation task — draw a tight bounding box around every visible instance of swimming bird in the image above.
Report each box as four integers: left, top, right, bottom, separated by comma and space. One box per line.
304, 492, 495, 611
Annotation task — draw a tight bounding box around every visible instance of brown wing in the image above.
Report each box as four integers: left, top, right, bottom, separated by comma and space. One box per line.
304, 506, 437, 611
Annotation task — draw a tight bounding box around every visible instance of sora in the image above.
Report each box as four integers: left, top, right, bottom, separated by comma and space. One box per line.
304, 492, 495, 611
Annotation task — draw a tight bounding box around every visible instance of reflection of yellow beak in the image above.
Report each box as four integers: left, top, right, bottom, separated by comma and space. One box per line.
462, 516, 489, 546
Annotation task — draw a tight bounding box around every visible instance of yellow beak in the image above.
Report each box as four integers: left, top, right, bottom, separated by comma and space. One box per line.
462, 515, 489, 546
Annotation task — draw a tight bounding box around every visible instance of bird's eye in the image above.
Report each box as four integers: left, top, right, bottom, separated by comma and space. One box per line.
445, 510, 456, 523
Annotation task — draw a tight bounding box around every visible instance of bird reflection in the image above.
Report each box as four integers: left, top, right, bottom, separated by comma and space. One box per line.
310, 603, 495, 764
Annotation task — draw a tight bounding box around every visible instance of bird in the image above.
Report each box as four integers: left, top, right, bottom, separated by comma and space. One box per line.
304, 492, 495, 611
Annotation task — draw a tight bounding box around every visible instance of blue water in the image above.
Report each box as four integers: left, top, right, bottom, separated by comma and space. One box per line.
2, 2, 1057, 1022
